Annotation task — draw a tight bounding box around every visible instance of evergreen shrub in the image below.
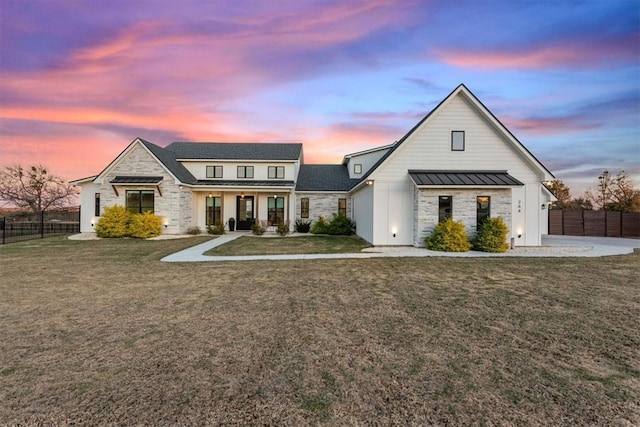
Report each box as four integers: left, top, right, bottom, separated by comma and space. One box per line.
473, 217, 510, 253
425, 218, 471, 252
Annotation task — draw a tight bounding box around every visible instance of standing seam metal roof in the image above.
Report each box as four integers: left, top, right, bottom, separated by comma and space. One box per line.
408, 170, 524, 186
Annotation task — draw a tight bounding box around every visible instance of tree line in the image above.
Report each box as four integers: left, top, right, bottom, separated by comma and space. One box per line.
547, 170, 640, 213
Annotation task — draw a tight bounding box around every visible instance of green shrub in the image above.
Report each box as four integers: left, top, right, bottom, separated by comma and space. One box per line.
327, 213, 355, 235
276, 221, 290, 237
207, 222, 226, 235
128, 212, 162, 239
311, 216, 329, 234
186, 226, 202, 235
295, 219, 311, 233
425, 218, 471, 252
95, 205, 131, 238
251, 222, 266, 235
473, 217, 510, 253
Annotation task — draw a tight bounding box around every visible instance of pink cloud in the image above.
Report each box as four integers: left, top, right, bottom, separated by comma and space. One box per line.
501, 116, 600, 136
436, 33, 639, 69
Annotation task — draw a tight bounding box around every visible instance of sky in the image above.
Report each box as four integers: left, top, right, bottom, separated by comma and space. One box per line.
0, 0, 638, 197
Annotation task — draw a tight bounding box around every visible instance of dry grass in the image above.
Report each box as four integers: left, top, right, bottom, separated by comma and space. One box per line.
205, 235, 371, 256
1, 236, 639, 426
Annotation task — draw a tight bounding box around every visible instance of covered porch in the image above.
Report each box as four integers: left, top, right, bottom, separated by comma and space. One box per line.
190, 182, 295, 231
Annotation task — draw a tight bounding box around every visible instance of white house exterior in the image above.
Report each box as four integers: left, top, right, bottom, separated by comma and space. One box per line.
72, 84, 555, 246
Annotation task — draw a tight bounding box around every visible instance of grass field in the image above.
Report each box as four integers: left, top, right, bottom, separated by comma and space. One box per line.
205, 234, 371, 256
1, 236, 639, 425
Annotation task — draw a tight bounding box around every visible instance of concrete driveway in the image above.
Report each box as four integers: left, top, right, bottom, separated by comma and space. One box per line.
160, 234, 640, 262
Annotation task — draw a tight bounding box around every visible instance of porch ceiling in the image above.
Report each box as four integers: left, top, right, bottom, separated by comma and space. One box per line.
408, 170, 524, 186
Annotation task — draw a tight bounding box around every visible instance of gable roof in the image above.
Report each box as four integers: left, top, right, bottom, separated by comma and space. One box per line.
165, 142, 303, 161
296, 165, 359, 192
353, 84, 554, 191
138, 139, 197, 184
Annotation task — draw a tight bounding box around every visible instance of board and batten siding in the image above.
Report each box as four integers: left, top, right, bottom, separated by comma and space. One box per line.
369, 93, 547, 246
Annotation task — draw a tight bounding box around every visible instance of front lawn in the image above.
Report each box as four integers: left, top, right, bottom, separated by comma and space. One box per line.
1, 237, 638, 425
204, 234, 371, 256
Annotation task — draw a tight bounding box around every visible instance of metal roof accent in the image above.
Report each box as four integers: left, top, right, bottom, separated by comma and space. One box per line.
110, 176, 164, 184
408, 170, 524, 186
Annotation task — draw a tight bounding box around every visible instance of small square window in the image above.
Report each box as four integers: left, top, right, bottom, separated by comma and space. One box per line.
452, 131, 465, 151
354, 164, 362, 174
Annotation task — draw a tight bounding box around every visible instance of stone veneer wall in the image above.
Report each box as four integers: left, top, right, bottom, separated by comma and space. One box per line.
413, 188, 512, 247
295, 193, 352, 224
97, 143, 188, 234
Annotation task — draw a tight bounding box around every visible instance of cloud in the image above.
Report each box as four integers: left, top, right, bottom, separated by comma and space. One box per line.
436, 33, 639, 70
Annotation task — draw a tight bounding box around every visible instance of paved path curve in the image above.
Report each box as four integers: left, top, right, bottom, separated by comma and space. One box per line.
160, 234, 640, 262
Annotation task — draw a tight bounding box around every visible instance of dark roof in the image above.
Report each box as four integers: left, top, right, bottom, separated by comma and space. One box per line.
408, 170, 524, 186
194, 180, 295, 187
138, 139, 197, 184
110, 176, 163, 184
296, 165, 360, 191
165, 142, 303, 161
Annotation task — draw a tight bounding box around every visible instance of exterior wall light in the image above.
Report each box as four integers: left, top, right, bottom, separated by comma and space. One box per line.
541, 204, 546, 210
365, 180, 374, 185
164, 220, 169, 228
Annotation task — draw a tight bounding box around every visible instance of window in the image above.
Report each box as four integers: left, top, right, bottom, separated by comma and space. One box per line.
354, 164, 362, 174
301, 198, 309, 218
126, 190, 154, 214
452, 131, 465, 151
206, 196, 222, 225
438, 196, 452, 222
268, 196, 285, 225
237, 166, 254, 179
477, 196, 490, 229
268, 166, 285, 179
338, 198, 347, 216
94, 193, 101, 216
206, 165, 223, 178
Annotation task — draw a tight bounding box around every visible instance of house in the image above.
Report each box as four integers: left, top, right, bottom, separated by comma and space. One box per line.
72, 84, 555, 246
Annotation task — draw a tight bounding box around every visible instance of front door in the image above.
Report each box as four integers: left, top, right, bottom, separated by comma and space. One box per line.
236, 196, 254, 230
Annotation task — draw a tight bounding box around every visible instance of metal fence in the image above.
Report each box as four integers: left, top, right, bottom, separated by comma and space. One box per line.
1, 209, 80, 244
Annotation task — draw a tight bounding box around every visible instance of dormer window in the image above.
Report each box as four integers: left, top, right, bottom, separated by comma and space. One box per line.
452, 131, 465, 151
354, 164, 362, 174
206, 165, 223, 178
268, 166, 285, 179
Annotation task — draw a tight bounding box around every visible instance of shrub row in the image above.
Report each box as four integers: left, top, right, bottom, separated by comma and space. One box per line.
96, 205, 162, 238
425, 217, 510, 253
310, 214, 355, 235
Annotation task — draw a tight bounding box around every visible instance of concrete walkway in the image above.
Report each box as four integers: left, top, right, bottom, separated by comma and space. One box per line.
160, 233, 640, 262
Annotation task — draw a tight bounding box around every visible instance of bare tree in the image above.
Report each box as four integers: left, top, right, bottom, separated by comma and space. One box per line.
0, 165, 77, 213
585, 170, 640, 212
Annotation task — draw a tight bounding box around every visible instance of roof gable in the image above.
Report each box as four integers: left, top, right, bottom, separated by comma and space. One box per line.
355, 84, 554, 189
94, 138, 196, 185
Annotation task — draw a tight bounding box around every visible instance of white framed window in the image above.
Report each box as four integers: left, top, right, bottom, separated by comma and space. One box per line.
354, 164, 362, 174
452, 131, 465, 151
206, 165, 223, 178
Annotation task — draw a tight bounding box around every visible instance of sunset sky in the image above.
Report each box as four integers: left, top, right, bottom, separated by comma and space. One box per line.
1, 0, 638, 196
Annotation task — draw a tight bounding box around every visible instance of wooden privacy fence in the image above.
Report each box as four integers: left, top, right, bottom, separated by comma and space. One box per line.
549, 210, 640, 238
